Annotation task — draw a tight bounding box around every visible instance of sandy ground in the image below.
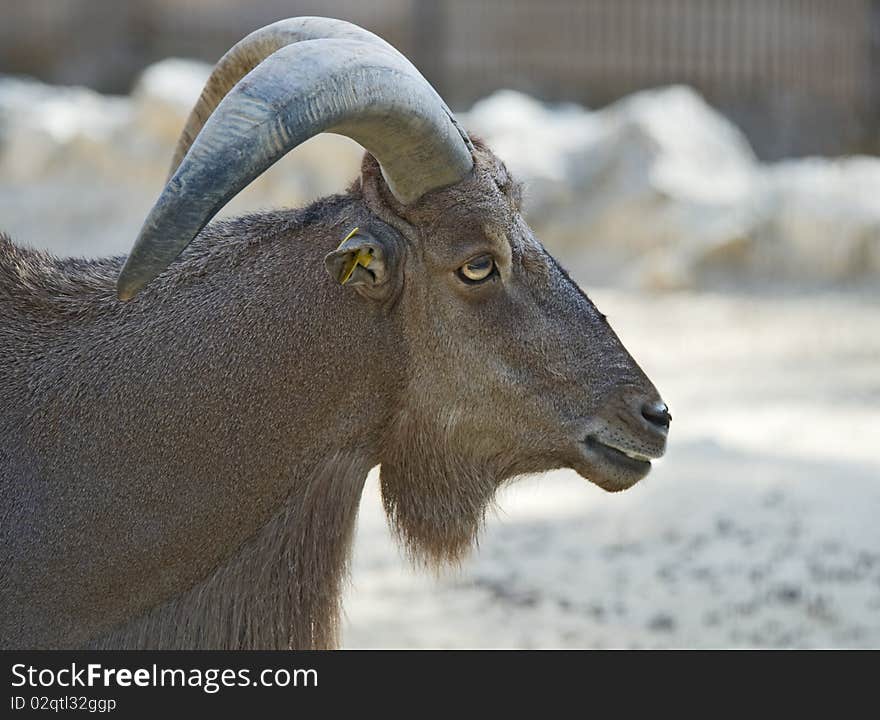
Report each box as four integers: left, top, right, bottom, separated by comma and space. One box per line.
342, 287, 880, 648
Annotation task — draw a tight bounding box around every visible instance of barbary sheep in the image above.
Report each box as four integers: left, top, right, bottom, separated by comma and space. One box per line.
0, 17, 670, 649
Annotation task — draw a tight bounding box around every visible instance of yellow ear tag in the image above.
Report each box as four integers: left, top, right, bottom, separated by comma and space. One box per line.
337, 227, 374, 285
337, 226, 360, 248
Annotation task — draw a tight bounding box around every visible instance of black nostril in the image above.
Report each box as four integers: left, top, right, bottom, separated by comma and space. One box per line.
642, 400, 671, 429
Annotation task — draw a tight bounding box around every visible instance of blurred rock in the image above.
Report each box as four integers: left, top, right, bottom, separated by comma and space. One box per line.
465, 86, 880, 289
0, 61, 362, 257
757, 158, 880, 282
1, 64, 878, 288
464, 86, 761, 288
0, 77, 131, 182
131, 59, 210, 147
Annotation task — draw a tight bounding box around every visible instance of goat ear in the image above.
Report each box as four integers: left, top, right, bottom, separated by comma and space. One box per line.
324, 228, 390, 289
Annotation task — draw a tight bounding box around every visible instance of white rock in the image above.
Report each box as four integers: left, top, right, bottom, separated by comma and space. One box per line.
600, 85, 757, 205
464, 86, 880, 288
131, 59, 211, 146
0, 61, 363, 256
0, 77, 132, 181
758, 157, 880, 280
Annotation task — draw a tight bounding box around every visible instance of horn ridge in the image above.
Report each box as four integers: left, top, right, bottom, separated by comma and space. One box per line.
167, 16, 472, 178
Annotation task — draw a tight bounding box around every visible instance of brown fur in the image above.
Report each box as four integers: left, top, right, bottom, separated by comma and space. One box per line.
89, 452, 367, 650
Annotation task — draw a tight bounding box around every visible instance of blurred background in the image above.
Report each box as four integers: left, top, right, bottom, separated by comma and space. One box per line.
1, 0, 878, 648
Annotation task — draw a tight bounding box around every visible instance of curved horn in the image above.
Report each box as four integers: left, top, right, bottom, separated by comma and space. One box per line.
117, 38, 473, 300
167, 16, 472, 177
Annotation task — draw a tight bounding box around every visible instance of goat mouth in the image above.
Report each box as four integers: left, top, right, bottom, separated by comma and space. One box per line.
579, 435, 655, 491
584, 436, 655, 464
584, 435, 653, 468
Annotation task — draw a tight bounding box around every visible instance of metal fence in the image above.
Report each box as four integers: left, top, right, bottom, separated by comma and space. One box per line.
1, 0, 878, 157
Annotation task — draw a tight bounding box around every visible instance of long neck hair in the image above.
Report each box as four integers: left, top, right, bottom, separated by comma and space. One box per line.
90, 452, 368, 649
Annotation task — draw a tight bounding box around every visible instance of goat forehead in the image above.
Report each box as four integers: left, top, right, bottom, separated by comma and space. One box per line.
543, 249, 603, 318
510, 212, 542, 256
510, 225, 599, 316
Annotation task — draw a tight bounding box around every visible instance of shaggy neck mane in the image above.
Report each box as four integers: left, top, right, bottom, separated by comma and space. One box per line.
0, 232, 122, 323
380, 405, 500, 567
90, 453, 368, 650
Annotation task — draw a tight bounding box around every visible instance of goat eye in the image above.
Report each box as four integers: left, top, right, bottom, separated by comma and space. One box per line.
458, 255, 495, 283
